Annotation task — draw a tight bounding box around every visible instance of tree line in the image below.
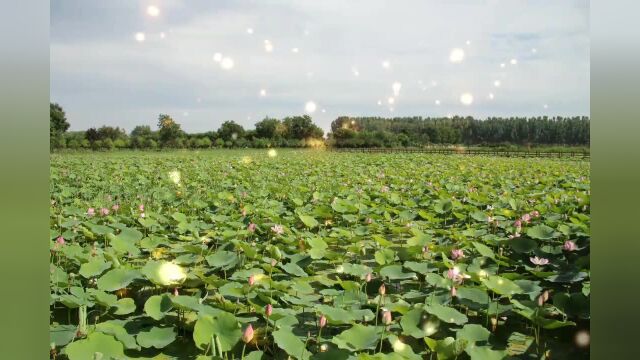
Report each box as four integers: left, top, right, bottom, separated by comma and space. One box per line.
51, 102, 589, 151
50, 103, 324, 150
327, 116, 590, 148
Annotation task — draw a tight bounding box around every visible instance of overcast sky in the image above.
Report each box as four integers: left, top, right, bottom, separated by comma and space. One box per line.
51, 0, 590, 134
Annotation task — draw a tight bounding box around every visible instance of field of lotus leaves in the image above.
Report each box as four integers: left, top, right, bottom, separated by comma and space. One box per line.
49, 150, 590, 359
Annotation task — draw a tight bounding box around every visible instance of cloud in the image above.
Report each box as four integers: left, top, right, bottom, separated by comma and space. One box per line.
51, 0, 590, 134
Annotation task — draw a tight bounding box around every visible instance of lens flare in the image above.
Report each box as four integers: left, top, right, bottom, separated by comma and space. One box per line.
305, 101, 317, 113
494, 80, 501, 87
267, 149, 277, 158
449, 48, 465, 63
156, 262, 187, 286
213, 53, 222, 62
575, 330, 590, 347
246, 27, 254, 34
291, 47, 299, 53
259, 89, 267, 97
500, 63, 506, 68
135, 32, 146, 42
489, 93, 495, 100
466, 40, 471, 45
220, 57, 234, 70
435, 100, 441, 105
264, 40, 274, 52
377, 100, 382, 106
147, 6, 160, 17
352, 67, 360, 76
510, 58, 518, 65
460, 93, 474, 105
392, 82, 402, 96
160, 32, 166, 39
387, 97, 395, 105
168, 170, 181, 185
382, 60, 390, 69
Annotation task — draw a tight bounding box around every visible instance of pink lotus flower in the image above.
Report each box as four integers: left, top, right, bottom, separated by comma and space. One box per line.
451, 249, 465, 260
138, 204, 145, 212
271, 224, 284, 235
382, 310, 392, 325
247, 223, 256, 232
446, 267, 463, 283
87, 208, 95, 217
380, 186, 389, 193
111, 204, 120, 212
365, 273, 372, 283
451, 286, 457, 297
514, 219, 522, 228
56, 236, 65, 246
563, 240, 577, 251
319, 315, 327, 328
248, 275, 256, 286
530, 256, 549, 266
521, 213, 531, 223
173, 288, 179, 296
100, 208, 110, 216
242, 324, 254, 343
265, 304, 273, 317
379, 283, 386, 295
531, 210, 540, 218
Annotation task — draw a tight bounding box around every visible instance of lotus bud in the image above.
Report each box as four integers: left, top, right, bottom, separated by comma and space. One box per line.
365, 273, 372, 283
242, 324, 254, 343
490, 317, 497, 332
248, 275, 255, 286
270, 259, 277, 267
382, 310, 392, 325
139, 204, 145, 212
173, 288, 179, 296
379, 283, 386, 296
56, 236, 65, 246
319, 315, 327, 328
265, 304, 273, 317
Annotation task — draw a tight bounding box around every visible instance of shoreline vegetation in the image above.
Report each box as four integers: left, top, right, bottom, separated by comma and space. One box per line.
51, 103, 589, 152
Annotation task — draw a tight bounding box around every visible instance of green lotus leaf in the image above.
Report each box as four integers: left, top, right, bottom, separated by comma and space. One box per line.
136, 326, 176, 349
63, 332, 124, 360
193, 312, 241, 351
144, 294, 173, 320
332, 324, 381, 351
97, 268, 141, 292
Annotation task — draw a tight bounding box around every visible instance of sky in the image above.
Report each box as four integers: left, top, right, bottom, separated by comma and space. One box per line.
50, 0, 590, 135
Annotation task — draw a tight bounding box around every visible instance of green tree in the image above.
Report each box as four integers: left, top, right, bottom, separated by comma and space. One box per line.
157, 114, 183, 147
50, 103, 70, 150
282, 115, 324, 140
217, 121, 245, 141
254, 117, 282, 139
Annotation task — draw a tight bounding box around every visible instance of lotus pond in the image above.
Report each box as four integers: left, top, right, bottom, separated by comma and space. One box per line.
50, 150, 590, 359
